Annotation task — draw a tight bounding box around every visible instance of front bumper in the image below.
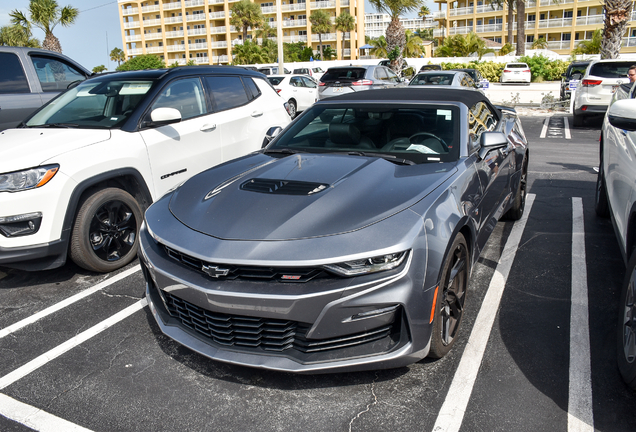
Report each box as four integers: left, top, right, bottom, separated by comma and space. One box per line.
139, 224, 434, 373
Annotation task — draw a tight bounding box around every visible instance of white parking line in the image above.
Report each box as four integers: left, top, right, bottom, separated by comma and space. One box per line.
564, 116, 572, 140
0, 298, 147, 390
432, 193, 535, 432
568, 198, 594, 432
0, 265, 140, 339
0, 393, 93, 432
540, 117, 550, 138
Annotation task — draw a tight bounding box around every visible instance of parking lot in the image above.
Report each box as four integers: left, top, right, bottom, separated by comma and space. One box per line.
1, 113, 635, 432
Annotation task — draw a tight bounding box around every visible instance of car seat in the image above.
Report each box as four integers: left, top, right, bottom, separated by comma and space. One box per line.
327, 123, 375, 149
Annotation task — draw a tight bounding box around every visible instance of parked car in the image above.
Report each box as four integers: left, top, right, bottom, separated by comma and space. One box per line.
267, 74, 318, 118
560, 60, 590, 100
318, 65, 403, 100
378, 59, 409, 72
409, 71, 481, 93
420, 64, 443, 71
292, 67, 325, 81
451, 68, 484, 87
258, 66, 291, 75
139, 87, 529, 373
596, 89, 636, 390
500, 62, 531, 85
0, 66, 291, 272
572, 59, 634, 127
0, 46, 92, 131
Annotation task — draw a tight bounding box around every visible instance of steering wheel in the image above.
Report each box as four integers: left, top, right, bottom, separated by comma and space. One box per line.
408, 132, 449, 152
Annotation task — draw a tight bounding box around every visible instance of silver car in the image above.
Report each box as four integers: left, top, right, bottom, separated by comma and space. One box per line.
139, 88, 529, 373
317, 65, 403, 100
409, 70, 480, 91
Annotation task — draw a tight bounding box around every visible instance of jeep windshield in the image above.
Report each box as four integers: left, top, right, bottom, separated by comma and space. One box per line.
25, 79, 155, 129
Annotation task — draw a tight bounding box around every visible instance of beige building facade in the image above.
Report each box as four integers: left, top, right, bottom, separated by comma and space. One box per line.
117, 0, 366, 65
433, 0, 636, 54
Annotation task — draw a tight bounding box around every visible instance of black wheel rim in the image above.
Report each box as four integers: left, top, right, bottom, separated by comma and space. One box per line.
88, 200, 137, 262
289, 102, 296, 118
440, 243, 468, 345
623, 269, 636, 364
519, 163, 527, 209
595, 169, 603, 204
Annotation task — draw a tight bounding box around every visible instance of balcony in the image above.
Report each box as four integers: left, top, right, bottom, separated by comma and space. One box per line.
209, 0, 225, 4
142, 18, 162, 26
343, 48, 351, 56
209, 11, 226, 19
195, 56, 209, 64
475, 3, 503, 14
546, 40, 572, 49
449, 7, 474, 17
312, 32, 337, 41
122, 7, 138, 15
538, 17, 573, 28
186, 14, 206, 22
476, 23, 503, 33
189, 42, 208, 49
540, 0, 574, 4
210, 41, 228, 48
261, 6, 276, 13
576, 14, 603, 26
282, 4, 309, 12
126, 34, 142, 42
163, 2, 182, 11
310, 1, 336, 9
210, 26, 227, 34
145, 33, 163, 40
164, 16, 183, 24
141, 5, 160, 13
212, 55, 229, 63
124, 21, 140, 29
449, 26, 472, 35
432, 11, 447, 19
509, 20, 536, 30
341, 0, 350, 6
433, 28, 446, 37
188, 28, 208, 36
167, 44, 186, 51
184, 0, 205, 6
165, 30, 184, 38
623, 37, 636, 47
146, 46, 164, 53
283, 35, 309, 43
127, 48, 143, 55
283, 19, 308, 27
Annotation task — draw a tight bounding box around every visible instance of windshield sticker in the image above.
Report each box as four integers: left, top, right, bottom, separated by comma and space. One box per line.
407, 144, 440, 154
437, 109, 452, 120
120, 83, 152, 95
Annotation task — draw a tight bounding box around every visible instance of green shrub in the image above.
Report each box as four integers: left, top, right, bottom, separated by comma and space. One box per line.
519, 54, 568, 81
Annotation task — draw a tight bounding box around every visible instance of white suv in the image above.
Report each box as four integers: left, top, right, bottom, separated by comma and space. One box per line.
0, 66, 291, 273
573, 59, 634, 126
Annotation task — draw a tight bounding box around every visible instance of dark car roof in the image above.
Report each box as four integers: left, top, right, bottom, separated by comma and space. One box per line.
316, 87, 492, 108
87, 65, 266, 82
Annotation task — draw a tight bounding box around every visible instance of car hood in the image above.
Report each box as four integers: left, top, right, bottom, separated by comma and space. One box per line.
0, 128, 111, 172
169, 153, 456, 241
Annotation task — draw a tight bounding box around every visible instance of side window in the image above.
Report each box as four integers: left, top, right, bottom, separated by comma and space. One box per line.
243, 77, 261, 100
386, 68, 399, 83
205, 76, 249, 112
290, 76, 303, 87
0, 52, 30, 94
151, 78, 207, 120
465, 76, 475, 88
375, 67, 388, 81
469, 101, 497, 151
30, 55, 87, 92
301, 77, 316, 88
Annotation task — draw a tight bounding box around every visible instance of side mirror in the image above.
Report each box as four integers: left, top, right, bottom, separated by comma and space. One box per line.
608, 99, 636, 131
478, 131, 508, 160
262, 126, 283, 148
571, 73, 583, 81
146, 107, 182, 127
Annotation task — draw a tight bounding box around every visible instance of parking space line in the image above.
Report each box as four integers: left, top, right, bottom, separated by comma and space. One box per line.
540, 117, 550, 138
564, 117, 571, 140
0, 393, 93, 432
0, 265, 140, 340
568, 198, 594, 432
432, 193, 536, 432
0, 298, 147, 391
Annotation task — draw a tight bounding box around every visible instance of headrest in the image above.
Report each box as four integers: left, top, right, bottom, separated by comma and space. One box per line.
329, 123, 360, 145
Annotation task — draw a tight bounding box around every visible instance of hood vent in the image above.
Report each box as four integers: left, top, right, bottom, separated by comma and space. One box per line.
240, 178, 329, 195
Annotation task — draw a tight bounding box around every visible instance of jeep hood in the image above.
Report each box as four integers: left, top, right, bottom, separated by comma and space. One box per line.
0, 129, 111, 172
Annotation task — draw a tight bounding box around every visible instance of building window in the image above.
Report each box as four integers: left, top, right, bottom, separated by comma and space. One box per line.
564, 11, 573, 18
526, 35, 534, 42
540, 13, 545, 20
528, 14, 535, 21
562, 33, 571, 41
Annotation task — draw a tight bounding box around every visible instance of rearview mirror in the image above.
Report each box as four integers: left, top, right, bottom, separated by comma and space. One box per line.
478, 131, 508, 160
262, 126, 283, 148
608, 99, 636, 131
142, 107, 182, 128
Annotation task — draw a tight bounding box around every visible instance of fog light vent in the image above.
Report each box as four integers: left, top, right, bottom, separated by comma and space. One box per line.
0, 212, 42, 237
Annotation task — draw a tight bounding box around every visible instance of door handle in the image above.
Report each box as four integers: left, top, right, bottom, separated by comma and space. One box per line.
251, 111, 263, 117
200, 124, 216, 132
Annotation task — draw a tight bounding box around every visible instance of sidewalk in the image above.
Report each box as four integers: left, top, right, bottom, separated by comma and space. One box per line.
483, 81, 561, 106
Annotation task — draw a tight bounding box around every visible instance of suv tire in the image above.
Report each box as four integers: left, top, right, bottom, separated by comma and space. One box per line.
70, 188, 142, 272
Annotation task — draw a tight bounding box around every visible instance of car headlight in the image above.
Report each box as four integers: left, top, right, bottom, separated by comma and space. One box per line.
323, 251, 408, 277
0, 165, 59, 192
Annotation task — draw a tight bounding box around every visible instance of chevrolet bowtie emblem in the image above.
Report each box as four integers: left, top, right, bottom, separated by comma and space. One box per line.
202, 264, 230, 278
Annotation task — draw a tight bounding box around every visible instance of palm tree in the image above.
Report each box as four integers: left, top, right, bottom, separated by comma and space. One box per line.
531, 36, 548, 49
0, 24, 40, 47
403, 30, 424, 57
10, 0, 78, 53
435, 32, 491, 58
418, 5, 430, 19
574, 29, 602, 55
232, 39, 269, 64
310, 10, 332, 60
368, 0, 424, 73
488, 0, 514, 48
601, 0, 633, 59
335, 10, 355, 59
516, 0, 525, 55
254, 23, 275, 45
369, 35, 388, 58
110, 47, 125, 66
92, 65, 107, 73
230, 0, 264, 42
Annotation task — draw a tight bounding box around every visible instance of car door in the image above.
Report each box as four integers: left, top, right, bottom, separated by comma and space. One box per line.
299, 76, 318, 110
0, 52, 43, 131
289, 76, 311, 111
471, 102, 513, 249
139, 77, 222, 198
30, 53, 89, 105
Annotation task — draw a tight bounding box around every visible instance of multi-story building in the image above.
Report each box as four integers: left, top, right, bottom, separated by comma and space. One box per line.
364, 13, 436, 39
433, 0, 636, 54
117, 0, 366, 65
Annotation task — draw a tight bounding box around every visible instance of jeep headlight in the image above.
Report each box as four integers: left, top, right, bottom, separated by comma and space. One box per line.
0, 165, 59, 192
323, 251, 408, 276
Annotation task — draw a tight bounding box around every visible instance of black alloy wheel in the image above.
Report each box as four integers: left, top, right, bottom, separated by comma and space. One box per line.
595, 163, 610, 217
70, 188, 142, 273
429, 233, 469, 358
288, 99, 297, 119
503, 157, 528, 221
618, 252, 636, 390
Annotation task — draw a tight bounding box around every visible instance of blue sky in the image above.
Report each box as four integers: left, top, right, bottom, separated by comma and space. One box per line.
0, 0, 430, 71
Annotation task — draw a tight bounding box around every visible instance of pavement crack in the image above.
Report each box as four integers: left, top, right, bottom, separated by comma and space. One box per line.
100, 291, 140, 301
348, 372, 379, 432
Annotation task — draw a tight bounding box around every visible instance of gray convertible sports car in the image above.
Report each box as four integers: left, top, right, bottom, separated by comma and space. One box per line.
139, 88, 529, 373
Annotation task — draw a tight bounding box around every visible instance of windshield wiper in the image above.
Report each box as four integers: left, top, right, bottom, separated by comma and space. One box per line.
346, 151, 416, 165
35, 123, 80, 128
263, 148, 305, 155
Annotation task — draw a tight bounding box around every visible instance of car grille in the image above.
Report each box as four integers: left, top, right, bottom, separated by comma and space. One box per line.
162, 245, 329, 283
163, 292, 395, 353
240, 178, 329, 195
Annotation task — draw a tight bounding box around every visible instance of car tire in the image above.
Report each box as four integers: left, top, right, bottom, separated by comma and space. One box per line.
617, 251, 636, 390
572, 111, 585, 127
288, 99, 297, 119
595, 164, 610, 217
70, 188, 142, 273
503, 157, 528, 221
428, 233, 469, 359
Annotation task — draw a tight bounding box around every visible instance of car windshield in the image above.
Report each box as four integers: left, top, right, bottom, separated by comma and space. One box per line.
410, 73, 455, 85
590, 61, 634, 78
267, 77, 285, 85
25, 78, 154, 128
266, 104, 460, 164
506, 64, 528, 68
322, 68, 367, 81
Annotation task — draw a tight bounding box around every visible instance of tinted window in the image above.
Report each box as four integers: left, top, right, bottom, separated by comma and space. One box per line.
375, 67, 388, 81
0, 52, 30, 94
469, 101, 497, 146
30, 55, 86, 92
244, 77, 261, 100
301, 76, 316, 88
267, 77, 285, 86
589, 61, 634, 78
322, 68, 367, 81
411, 73, 455, 85
386, 68, 399, 83
205, 76, 249, 111
290, 76, 303, 87
506, 63, 528, 69
152, 78, 207, 120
